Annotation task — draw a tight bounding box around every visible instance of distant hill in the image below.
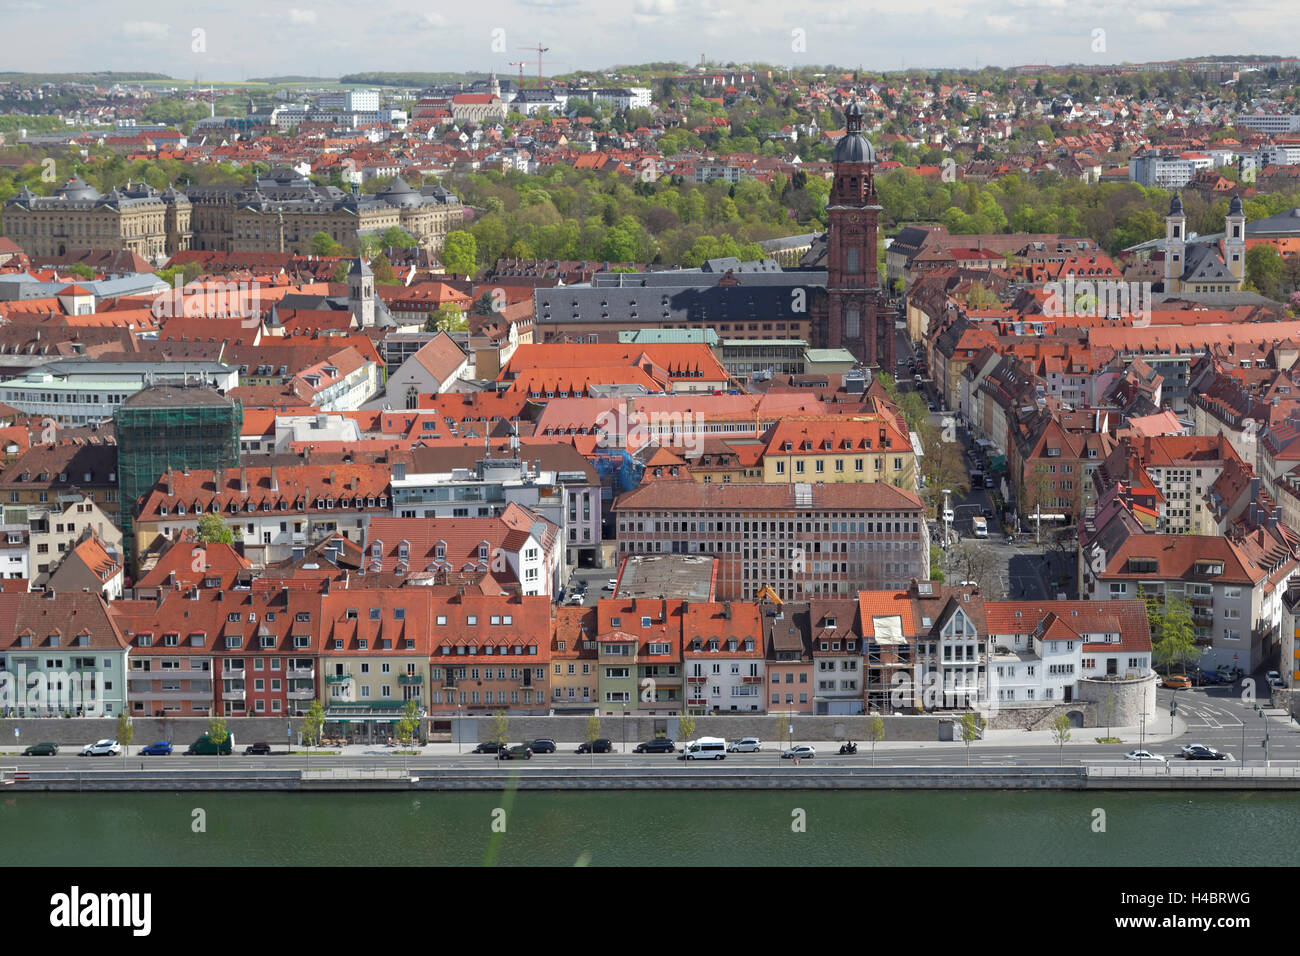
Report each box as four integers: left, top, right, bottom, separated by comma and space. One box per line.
248, 76, 336, 84
338, 72, 488, 87
0, 71, 171, 84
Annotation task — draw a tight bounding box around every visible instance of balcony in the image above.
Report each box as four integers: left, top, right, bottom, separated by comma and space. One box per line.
1187, 596, 1213, 609
222, 688, 246, 702
741, 675, 763, 683
288, 667, 314, 679
288, 689, 315, 700
129, 682, 213, 699
687, 676, 707, 684
398, 674, 423, 685
687, 697, 708, 706
325, 674, 353, 684
222, 667, 246, 680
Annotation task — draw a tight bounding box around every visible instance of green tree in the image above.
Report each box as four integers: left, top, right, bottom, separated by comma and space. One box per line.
584, 713, 603, 764
301, 699, 325, 748
195, 512, 235, 545
396, 699, 420, 749
1051, 713, 1072, 761
867, 713, 885, 767
679, 711, 696, 743
442, 230, 478, 277
207, 716, 229, 767
489, 710, 510, 751
378, 226, 418, 250
1246, 243, 1284, 299
65, 263, 95, 279
370, 252, 398, 285
424, 302, 466, 333
116, 712, 133, 763
958, 713, 981, 765
310, 231, 344, 256
1153, 594, 1196, 676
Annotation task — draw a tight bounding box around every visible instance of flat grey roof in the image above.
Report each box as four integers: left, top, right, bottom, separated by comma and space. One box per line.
616, 554, 716, 602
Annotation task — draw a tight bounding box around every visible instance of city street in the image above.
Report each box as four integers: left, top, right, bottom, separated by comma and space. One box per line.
5, 685, 1295, 770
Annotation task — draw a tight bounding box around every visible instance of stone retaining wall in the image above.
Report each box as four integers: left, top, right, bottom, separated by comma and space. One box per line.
0, 717, 304, 749
455, 714, 947, 744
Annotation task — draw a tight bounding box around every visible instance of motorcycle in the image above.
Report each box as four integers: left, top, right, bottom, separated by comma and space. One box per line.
838, 742, 858, 755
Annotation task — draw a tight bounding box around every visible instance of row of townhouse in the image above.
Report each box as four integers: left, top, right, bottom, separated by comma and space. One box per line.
0, 579, 1154, 722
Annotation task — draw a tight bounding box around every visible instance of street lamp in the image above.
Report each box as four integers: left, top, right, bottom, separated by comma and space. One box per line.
286, 721, 292, 756
621, 700, 627, 754
456, 704, 462, 754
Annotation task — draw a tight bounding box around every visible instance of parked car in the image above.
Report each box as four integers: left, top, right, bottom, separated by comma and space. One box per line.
21, 742, 57, 757
1124, 750, 1165, 763
1162, 675, 1192, 690
529, 738, 557, 754
633, 738, 677, 754
472, 742, 508, 754
244, 742, 272, 755
139, 741, 173, 756
80, 739, 121, 757
782, 745, 816, 760
185, 733, 233, 756
603, 579, 618, 591
1181, 744, 1228, 760
727, 737, 762, 753
498, 744, 533, 760
576, 738, 614, 754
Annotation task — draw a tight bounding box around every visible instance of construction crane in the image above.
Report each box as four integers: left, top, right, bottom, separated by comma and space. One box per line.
507, 61, 528, 92
519, 43, 550, 87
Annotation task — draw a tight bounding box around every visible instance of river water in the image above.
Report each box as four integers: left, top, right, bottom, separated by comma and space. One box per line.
2, 790, 1293, 866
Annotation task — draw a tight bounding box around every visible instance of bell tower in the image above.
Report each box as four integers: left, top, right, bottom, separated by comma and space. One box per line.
826, 101, 889, 368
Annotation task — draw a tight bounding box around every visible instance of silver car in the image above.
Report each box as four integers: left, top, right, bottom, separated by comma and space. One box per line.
80, 739, 122, 756
727, 737, 762, 753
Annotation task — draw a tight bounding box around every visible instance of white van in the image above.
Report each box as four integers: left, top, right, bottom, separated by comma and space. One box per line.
972, 516, 988, 538
683, 737, 728, 760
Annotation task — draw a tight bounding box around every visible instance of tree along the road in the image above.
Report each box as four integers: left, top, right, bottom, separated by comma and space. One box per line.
1144, 587, 1197, 676
489, 710, 510, 749
959, 713, 982, 765
867, 713, 885, 767
301, 699, 325, 748
1051, 713, 1072, 760
116, 712, 133, 764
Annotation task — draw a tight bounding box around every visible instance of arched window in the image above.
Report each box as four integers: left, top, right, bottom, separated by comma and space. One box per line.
405, 387, 418, 410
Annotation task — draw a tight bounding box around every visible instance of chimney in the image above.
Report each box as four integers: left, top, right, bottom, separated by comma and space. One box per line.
660, 597, 667, 622
723, 600, 731, 620
330, 469, 336, 486
240, 467, 248, 493
270, 466, 278, 492
213, 468, 224, 491
165, 474, 173, 497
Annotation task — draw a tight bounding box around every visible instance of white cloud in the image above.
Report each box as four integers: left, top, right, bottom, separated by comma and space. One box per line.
288, 9, 318, 25
121, 21, 171, 41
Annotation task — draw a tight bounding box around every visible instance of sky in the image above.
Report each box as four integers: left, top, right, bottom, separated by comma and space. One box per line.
4, 0, 1293, 81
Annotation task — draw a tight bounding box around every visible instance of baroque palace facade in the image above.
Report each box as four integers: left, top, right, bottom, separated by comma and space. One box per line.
3, 167, 463, 261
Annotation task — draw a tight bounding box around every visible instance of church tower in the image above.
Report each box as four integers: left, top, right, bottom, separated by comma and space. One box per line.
826, 101, 889, 368
1225, 193, 1246, 283
1164, 193, 1186, 293
348, 256, 375, 327
489, 72, 501, 100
